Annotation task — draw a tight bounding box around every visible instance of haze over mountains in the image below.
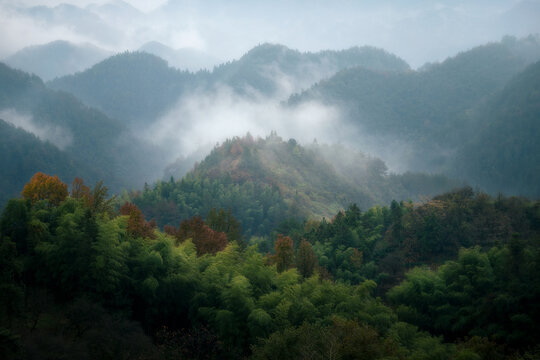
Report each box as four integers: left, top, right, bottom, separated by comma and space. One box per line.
2, 0, 540, 67
1, 34, 540, 208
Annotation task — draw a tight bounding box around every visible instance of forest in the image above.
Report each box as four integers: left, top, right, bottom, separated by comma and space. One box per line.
0, 173, 538, 359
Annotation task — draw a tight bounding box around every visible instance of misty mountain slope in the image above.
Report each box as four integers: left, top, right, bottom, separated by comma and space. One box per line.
289, 36, 540, 172
130, 134, 460, 237
3, 40, 111, 81
48, 44, 409, 127
48, 52, 198, 126
451, 60, 540, 197
21, 3, 122, 47
211, 43, 410, 96
0, 118, 103, 207
0, 62, 164, 193
139, 41, 221, 72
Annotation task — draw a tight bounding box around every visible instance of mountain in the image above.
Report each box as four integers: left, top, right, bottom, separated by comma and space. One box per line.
3, 40, 112, 81
48, 44, 409, 126
130, 134, 460, 237
48, 52, 198, 126
139, 41, 221, 72
22, 3, 123, 47
289, 35, 540, 174
0, 62, 165, 201
0, 118, 104, 207
451, 60, 540, 197
211, 43, 410, 96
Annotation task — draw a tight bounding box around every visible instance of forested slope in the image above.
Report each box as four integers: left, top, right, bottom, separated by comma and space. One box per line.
289, 36, 540, 175
130, 134, 460, 237
0, 119, 101, 206
0, 173, 537, 359
48, 52, 197, 125
452, 60, 540, 197
0, 63, 164, 205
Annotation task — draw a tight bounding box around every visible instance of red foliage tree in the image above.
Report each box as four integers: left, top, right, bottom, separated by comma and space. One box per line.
172, 216, 228, 256
120, 202, 156, 239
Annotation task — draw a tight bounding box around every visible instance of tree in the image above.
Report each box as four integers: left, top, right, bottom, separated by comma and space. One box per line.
71, 177, 91, 201
174, 216, 228, 255
296, 240, 317, 278
207, 208, 242, 245
120, 202, 155, 239
21, 172, 68, 206
274, 235, 294, 273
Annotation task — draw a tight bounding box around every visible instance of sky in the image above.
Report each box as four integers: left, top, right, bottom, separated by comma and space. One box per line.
1, 0, 540, 67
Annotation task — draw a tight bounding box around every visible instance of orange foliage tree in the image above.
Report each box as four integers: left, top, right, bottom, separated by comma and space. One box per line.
21, 172, 68, 206
120, 202, 156, 239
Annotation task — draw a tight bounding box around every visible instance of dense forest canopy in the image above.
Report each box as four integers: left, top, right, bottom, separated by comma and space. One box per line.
0, 174, 538, 359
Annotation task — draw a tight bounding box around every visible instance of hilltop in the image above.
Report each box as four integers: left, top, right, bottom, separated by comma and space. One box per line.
130, 134, 459, 237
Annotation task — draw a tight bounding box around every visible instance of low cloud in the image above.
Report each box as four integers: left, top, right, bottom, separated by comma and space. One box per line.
0, 108, 73, 150
144, 85, 349, 164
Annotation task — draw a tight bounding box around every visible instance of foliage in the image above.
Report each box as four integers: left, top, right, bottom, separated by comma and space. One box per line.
120, 202, 156, 239
296, 240, 318, 278
388, 241, 540, 348
21, 172, 68, 206
166, 216, 228, 255
1, 175, 537, 359
273, 235, 294, 273
131, 134, 459, 238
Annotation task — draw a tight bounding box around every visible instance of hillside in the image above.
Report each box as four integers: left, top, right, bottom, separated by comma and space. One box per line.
138, 41, 221, 72
130, 134, 460, 237
289, 35, 540, 173
211, 43, 410, 96
0, 119, 102, 206
3, 40, 111, 81
1, 170, 537, 359
48, 52, 197, 126
0, 62, 164, 201
451, 60, 540, 197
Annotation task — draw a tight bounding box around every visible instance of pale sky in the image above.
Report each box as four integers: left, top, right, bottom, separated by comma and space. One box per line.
1, 0, 540, 67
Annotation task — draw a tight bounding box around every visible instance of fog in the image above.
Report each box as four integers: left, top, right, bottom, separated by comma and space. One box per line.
0, 108, 73, 149
1, 0, 540, 68
145, 85, 347, 165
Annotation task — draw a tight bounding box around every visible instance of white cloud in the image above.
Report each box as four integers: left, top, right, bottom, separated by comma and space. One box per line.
0, 108, 73, 149
145, 85, 346, 162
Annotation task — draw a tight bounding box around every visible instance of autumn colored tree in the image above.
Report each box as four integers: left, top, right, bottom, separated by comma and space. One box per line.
175, 216, 228, 255
71, 177, 91, 201
21, 172, 68, 206
120, 202, 156, 239
296, 240, 318, 278
274, 235, 294, 273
